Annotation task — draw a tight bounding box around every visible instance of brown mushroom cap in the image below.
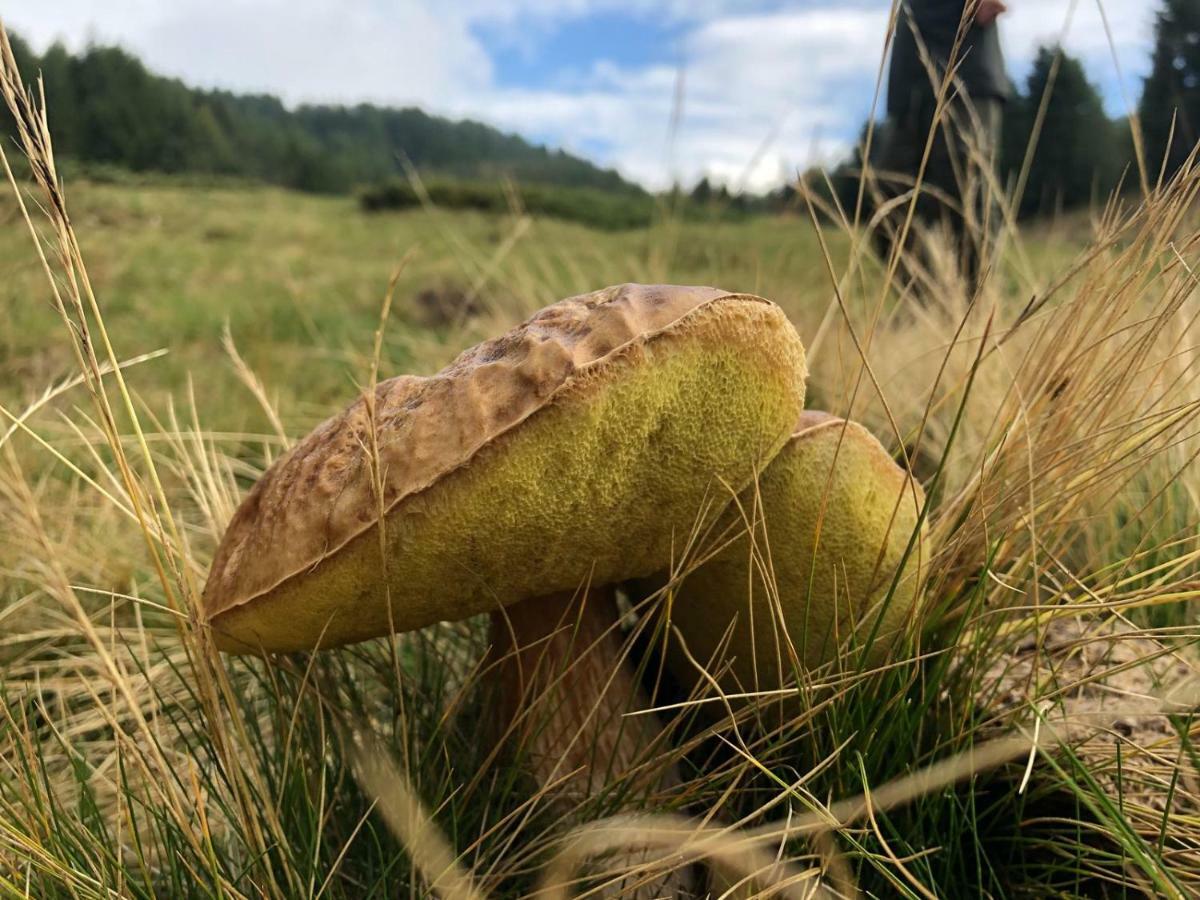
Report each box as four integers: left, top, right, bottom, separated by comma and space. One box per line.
662, 411, 926, 692
204, 283, 807, 653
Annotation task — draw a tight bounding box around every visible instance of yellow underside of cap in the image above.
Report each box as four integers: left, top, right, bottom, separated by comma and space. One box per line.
212, 303, 804, 653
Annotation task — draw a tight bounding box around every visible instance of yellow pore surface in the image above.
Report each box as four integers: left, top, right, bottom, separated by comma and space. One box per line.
209, 298, 805, 652
665, 413, 926, 693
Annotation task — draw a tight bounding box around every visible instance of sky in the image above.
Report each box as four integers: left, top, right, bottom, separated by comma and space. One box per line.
2, 1, 1158, 191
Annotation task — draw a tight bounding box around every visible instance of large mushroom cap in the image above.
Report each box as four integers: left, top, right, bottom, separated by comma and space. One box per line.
663, 411, 926, 692
204, 283, 806, 653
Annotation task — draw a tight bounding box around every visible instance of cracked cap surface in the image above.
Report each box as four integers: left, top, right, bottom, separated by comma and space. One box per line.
203, 283, 807, 653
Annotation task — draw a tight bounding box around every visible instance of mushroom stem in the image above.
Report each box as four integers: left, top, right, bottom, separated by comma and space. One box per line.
490, 587, 674, 806
490, 588, 692, 894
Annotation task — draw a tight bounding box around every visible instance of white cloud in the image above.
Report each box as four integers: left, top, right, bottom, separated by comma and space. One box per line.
148, 2, 491, 108
1003, 0, 1155, 112
3, 0, 491, 107
469, 1, 1158, 188
1005, 0, 1153, 65
456, 0, 781, 28
445, 7, 887, 190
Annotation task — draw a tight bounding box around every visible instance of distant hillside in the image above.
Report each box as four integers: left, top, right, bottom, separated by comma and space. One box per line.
2, 34, 644, 196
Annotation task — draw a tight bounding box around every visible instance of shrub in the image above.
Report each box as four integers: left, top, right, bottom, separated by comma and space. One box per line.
358, 178, 657, 230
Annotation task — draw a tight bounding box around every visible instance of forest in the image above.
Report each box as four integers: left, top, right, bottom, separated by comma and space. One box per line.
0, 32, 643, 197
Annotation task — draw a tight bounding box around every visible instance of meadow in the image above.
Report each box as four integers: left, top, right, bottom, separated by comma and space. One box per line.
0, 179, 851, 435
3, 44, 1200, 900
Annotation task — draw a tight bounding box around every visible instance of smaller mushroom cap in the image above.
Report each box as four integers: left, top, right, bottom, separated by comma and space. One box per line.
663, 411, 926, 693
203, 284, 807, 654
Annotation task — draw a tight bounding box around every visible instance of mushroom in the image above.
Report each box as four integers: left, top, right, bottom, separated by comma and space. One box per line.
487, 585, 671, 806
659, 411, 927, 696
201, 283, 807, 870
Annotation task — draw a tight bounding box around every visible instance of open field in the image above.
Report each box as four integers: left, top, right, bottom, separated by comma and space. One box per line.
0, 181, 847, 433
4, 155, 1200, 899
0, 178, 1086, 433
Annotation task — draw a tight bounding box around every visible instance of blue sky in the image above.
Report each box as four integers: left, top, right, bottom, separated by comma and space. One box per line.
474, 9, 692, 157
482, 11, 689, 90
3, 1, 1158, 190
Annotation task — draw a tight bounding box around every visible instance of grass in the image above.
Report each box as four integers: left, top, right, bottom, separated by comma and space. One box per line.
0, 178, 853, 439
2, 21, 1200, 900
0, 172, 1079, 439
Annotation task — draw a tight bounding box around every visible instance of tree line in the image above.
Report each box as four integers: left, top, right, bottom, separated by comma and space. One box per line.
781, 0, 1200, 222
0, 33, 644, 196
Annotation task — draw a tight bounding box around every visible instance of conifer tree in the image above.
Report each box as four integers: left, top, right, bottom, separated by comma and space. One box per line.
1004, 45, 1121, 216
1140, 0, 1200, 179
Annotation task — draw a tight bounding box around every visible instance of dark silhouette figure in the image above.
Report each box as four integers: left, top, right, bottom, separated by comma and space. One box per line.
875, 0, 1010, 292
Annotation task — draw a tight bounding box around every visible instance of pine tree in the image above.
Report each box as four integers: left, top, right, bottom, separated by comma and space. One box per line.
0, 33, 36, 142
1004, 45, 1121, 217
39, 43, 80, 156
1140, 0, 1200, 179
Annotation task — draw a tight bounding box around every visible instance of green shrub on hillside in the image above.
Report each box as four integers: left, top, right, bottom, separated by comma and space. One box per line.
358, 177, 786, 230
358, 178, 657, 230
